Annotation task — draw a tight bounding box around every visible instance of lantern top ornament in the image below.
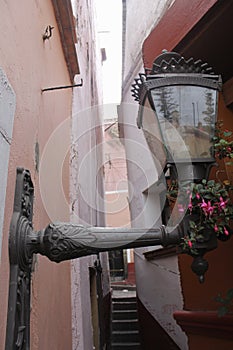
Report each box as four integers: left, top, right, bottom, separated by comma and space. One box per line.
131, 50, 222, 104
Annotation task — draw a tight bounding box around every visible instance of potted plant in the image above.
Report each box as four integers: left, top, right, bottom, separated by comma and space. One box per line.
166, 121, 233, 256
167, 179, 233, 255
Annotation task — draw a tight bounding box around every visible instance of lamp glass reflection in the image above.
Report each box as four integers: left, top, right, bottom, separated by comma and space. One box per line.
140, 97, 167, 170
150, 85, 218, 162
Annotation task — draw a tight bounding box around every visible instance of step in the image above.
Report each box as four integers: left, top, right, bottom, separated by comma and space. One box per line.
112, 342, 141, 350
112, 330, 140, 343
111, 284, 136, 291
112, 297, 137, 303
113, 301, 137, 310
112, 309, 138, 320
112, 319, 139, 331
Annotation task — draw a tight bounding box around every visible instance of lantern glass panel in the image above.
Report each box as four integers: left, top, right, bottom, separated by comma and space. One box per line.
141, 97, 167, 170
150, 85, 218, 161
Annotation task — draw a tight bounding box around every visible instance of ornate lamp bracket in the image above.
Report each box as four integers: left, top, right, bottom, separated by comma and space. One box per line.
6, 168, 183, 350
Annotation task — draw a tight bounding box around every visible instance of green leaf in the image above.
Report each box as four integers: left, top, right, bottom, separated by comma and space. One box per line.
207, 180, 215, 187
223, 131, 232, 137
204, 194, 213, 200
189, 220, 196, 228
219, 139, 228, 145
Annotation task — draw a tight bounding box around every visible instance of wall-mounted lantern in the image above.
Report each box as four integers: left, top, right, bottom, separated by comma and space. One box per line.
5, 51, 225, 349
132, 50, 222, 181
131, 51, 226, 283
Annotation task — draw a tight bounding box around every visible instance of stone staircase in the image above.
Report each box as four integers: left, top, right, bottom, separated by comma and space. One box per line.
111, 293, 141, 349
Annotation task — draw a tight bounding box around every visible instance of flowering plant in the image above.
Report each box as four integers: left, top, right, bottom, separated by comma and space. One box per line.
167, 179, 233, 255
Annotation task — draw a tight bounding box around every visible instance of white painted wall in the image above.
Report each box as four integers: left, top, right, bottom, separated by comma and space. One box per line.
0, 68, 15, 259
135, 186, 188, 349
70, 1, 110, 349
134, 250, 188, 349
123, 0, 174, 82
120, 1, 188, 348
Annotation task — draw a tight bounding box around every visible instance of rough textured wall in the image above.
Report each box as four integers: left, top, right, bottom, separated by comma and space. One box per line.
70, 1, 110, 349
122, 0, 174, 84
0, 1, 73, 349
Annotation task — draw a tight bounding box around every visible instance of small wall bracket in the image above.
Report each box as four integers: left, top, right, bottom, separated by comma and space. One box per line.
41, 79, 83, 92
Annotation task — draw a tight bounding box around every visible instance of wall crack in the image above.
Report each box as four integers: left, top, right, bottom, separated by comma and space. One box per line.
0, 127, 12, 145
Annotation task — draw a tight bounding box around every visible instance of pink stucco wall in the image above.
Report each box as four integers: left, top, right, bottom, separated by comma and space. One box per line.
0, 1, 73, 349
104, 122, 131, 228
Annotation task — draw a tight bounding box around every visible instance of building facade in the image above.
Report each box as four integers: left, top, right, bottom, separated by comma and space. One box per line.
0, 1, 110, 349
121, 0, 233, 349
71, 1, 111, 349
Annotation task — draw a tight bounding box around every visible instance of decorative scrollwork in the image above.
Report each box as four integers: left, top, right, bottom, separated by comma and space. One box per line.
15, 271, 30, 349
31, 223, 178, 264
5, 168, 33, 350
41, 223, 98, 262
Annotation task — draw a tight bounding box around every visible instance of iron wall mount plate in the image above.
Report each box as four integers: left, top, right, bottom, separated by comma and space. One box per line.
6, 168, 34, 350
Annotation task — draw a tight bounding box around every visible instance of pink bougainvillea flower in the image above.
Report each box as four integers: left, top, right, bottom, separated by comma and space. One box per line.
200, 199, 214, 216
200, 199, 207, 209
224, 227, 229, 236
196, 193, 200, 200
206, 201, 214, 215
214, 224, 218, 232
219, 196, 228, 210
188, 240, 192, 248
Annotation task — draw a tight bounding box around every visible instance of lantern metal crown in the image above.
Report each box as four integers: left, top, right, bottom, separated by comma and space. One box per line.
131, 50, 221, 105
